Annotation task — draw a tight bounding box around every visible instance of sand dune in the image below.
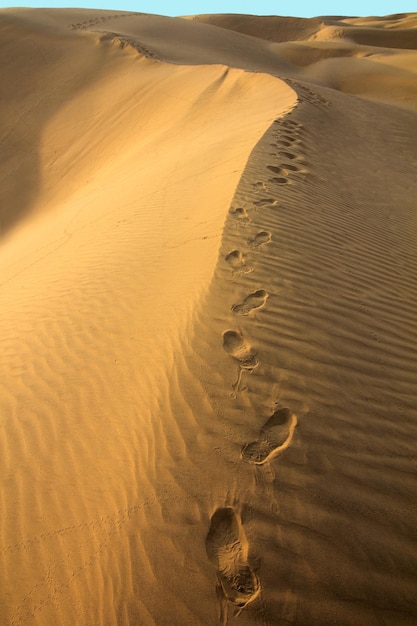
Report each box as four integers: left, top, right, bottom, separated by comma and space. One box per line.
0, 8, 416, 626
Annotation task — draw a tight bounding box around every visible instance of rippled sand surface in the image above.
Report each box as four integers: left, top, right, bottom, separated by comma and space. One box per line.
1, 9, 416, 626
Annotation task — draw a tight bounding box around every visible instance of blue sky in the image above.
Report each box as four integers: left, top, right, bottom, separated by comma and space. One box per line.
0, 1, 414, 17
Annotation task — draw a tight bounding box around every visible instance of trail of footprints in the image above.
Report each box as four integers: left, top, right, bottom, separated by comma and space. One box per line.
2, 91, 313, 623
67, 14, 162, 61
100, 33, 162, 61
0, 63, 323, 624
68, 12, 137, 30
224, 112, 306, 398
207, 111, 308, 622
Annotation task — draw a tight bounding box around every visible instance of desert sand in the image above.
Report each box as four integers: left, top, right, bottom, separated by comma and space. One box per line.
0, 8, 416, 626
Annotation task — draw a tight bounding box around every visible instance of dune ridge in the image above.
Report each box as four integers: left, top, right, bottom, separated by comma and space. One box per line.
0, 8, 416, 626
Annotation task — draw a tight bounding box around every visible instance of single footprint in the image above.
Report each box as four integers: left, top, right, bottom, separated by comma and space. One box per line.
248, 231, 271, 248
223, 331, 258, 370
206, 507, 260, 621
267, 165, 287, 175
241, 408, 298, 465
253, 198, 278, 210
225, 250, 253, 275
281, 163, 300, 172
269, 177, 288, 185
280, 151, 298, 160
313, 93, 329, 106
280, 134, 296, 141
282, 120, 302, 130
230, 207, 249, 223
223, 330, 258, 396
232, 290, 269, 316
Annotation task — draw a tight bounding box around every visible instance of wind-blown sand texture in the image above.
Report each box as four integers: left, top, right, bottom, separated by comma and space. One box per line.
1, 8, 416, 626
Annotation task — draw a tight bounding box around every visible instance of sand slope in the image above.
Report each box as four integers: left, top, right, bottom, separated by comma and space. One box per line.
0, 9, 416, 626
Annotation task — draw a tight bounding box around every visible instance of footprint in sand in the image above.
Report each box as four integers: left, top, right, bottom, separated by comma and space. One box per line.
267, 165, 287, 176
230, 207, 250, 223
241, 408, 298, 465
280, 136, 301, 147
232, 290, 269, 316
253, 198, 278, 209
280, 151, 298, 160
269, 177, 288, 185
281, 163, 300, 172
282, 120, 302, 130
225, 250, 253, 275
248, 231, 271, 248
223, 330, 258, 396
223, 331, 258, 371
251, 181, 268, 192
206, 507, 260, 622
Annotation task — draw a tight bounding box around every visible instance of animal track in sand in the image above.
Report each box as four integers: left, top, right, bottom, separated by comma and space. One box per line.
225, 250, 253, 275
241, 408, 298, 465
232, 290, 269, 316
248, 231, 271, 247
206, 507, 260, 619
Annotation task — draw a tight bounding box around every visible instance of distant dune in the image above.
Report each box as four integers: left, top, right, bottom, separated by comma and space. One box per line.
0, 9, 416, 626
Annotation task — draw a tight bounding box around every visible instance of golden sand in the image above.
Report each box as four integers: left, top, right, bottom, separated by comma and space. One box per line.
1, 9, 416, 625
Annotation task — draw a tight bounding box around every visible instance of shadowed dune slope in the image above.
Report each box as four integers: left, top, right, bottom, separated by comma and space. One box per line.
186, 14, 328, 42
0, 8, 416, 626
